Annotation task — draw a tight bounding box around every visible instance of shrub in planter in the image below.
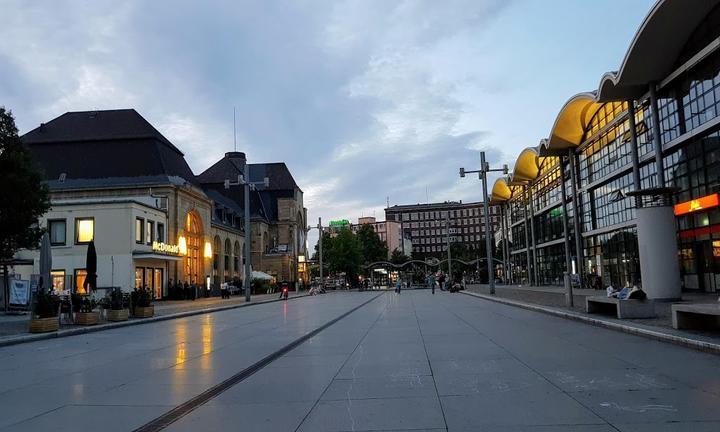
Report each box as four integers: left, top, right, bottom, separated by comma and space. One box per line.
131, 287, 154, 318
72, 293, 100, 325
29, 289, 61, 333
104, 287, 130, 322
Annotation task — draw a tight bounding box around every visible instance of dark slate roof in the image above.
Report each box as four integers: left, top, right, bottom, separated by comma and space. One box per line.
202, 184, 270, 221
21, 109, 198, 186
197, 153, 300, 192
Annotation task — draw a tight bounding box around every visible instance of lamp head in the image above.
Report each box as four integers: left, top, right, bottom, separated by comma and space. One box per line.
459, 167, 465, 178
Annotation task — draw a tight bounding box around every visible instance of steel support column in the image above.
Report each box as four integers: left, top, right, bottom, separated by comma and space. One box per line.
649, 83, 666, 188
559, 157, 573, 307
528, 187, 539, 286
568, 148, 584, 289
523, 185, 532, 285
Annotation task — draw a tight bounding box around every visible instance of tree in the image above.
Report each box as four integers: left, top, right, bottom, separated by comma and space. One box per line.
322, 228, 362, 286
356, 224, 388, 266
0, 107, 50, 308
390, 248, 410, 265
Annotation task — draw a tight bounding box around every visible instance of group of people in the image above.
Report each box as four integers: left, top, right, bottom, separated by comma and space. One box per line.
606, 283, 647, 300
167, 279, 199, 301
424, 272, 464, 294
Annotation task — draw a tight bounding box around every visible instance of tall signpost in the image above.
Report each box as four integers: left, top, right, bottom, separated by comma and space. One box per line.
460, 151, 508, 295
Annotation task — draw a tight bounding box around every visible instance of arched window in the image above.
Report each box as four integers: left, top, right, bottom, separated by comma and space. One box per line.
184, 211, 203, 284
224, 238, 231, 279
233, 241, 240, 275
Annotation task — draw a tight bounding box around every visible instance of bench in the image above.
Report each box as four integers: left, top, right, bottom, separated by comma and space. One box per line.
586, 296, 655, 319
672, 303, 720, 330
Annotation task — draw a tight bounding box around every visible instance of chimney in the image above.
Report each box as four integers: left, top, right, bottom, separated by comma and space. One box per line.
225, 151, 246, 163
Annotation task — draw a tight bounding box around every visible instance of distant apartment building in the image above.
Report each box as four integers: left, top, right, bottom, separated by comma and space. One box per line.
323, 216, 409, 259
384, 201, 500, 259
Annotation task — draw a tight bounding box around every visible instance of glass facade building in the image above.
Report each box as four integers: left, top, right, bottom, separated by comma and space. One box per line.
492, 0, 720, 293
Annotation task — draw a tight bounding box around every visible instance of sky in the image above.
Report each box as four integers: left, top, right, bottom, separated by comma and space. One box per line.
1, 0, 656, 250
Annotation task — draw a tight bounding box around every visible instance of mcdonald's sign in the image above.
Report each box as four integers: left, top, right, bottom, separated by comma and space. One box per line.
674, 193, 720, 216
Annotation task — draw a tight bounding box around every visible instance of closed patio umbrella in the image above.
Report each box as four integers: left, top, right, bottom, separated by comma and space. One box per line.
83, 240, 97, 294
38, 232, 52, 292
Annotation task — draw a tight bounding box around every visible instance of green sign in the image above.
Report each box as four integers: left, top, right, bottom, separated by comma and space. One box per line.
329, 219, 350, 227
549, 208, 563, 217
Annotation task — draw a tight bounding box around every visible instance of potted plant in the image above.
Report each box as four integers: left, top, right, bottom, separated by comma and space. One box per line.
29, 289, 61, 333
105, 287, 130, 322
72, 293, 100, 325
131, 287, 154, 318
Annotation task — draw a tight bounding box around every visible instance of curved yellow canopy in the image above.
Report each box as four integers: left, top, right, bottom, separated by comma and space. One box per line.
490, 177, 512, 204
511, 147, 540, 183
546, 93, 603, 150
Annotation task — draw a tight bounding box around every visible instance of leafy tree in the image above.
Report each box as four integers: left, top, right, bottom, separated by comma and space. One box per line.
390, 248, 410, 265
0, 108, 50, 308
322, 228, 362, 286
356, 224, 388, 266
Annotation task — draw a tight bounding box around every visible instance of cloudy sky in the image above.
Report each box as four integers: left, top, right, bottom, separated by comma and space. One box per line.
1, 0, 654, 248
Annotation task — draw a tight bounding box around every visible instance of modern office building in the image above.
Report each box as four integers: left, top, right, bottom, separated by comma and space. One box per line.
491, 0, 720, 297
385, 201, 500, 260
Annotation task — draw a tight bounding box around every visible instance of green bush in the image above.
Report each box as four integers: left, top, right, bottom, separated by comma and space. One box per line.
131, 287, 153, 308
33, 289, 60, 319
71, 293, 97, 313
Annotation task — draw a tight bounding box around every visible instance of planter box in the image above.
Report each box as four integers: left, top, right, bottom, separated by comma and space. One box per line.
75, 311, 100, 325
106, 309, 129, 322
29, 317, 59, 333
134, 306, 154, 318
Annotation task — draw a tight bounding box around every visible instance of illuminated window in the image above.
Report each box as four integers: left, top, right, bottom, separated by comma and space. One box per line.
51, 270, 65, 293
146, 220, 154, 245
75, 218, 94, 244
48, 219, 66, 246
136, 218, 144, 244
135, 267, 144, 289
74, 268, 87, 294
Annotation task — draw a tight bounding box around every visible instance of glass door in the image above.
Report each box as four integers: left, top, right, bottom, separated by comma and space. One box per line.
154, 268, 163, 299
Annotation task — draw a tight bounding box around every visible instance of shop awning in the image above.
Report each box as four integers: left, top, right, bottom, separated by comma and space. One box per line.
132, 252, 182, 261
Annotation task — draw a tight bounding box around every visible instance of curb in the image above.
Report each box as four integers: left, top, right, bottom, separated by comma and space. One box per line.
460, 291, 720, 355
0, 294, 309, 348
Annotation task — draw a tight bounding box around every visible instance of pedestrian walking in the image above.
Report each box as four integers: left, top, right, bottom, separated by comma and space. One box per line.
429, 273, 436, 294
395, 278, 402, 294
438, 272, 446, 291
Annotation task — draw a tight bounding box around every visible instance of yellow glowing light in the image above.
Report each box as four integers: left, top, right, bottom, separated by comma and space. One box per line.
298, 255, 306, 263
178, 236, 188, 255
76, 219, 94, 243
204, 241, 212, 258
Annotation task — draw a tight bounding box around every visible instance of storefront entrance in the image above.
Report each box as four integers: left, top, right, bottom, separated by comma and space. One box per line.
678, 238, 720, 293
135, 267, 165, 299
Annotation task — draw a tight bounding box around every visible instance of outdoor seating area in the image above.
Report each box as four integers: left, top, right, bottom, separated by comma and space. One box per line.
586, 296, 656, 319
672, 303, 720, 331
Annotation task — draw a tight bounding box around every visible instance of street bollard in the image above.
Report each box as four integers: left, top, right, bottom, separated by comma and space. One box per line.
563, 272, 574, 308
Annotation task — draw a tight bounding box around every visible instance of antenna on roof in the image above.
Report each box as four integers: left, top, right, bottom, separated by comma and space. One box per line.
233, 106, 237, 152
386, 196, 390, 209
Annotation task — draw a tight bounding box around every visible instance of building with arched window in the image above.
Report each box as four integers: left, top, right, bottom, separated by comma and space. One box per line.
14, 109, 248, 298
494, 0, 720, 297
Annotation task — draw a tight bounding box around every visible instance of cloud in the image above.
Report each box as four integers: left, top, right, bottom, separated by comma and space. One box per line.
1, 0, 515, 252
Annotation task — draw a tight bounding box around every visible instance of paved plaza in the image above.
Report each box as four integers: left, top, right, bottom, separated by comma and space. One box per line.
0, 291, 719, 431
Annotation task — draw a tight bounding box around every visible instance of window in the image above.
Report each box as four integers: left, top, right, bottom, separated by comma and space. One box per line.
136, 218, 144, 244
48, 219, 66, 246
51, 270, 65, 293
74, 269, 87, 294
75, 218, 94, 244
146, 220, 154, 245
157, 223, 165, 242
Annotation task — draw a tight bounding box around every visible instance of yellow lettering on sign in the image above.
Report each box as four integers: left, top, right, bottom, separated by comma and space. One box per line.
152, 241, 180, 255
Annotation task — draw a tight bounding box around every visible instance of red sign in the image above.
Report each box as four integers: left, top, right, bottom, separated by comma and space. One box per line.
674, 193, 720, 216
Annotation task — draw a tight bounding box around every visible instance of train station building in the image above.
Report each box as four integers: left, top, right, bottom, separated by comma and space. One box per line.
492, 0, 720, 298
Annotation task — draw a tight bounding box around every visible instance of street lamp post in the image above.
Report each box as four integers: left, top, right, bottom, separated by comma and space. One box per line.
460, 151, 508, 295
446, 213, 452, 282
225, 165, 269, 303
307, 217, 323, 288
